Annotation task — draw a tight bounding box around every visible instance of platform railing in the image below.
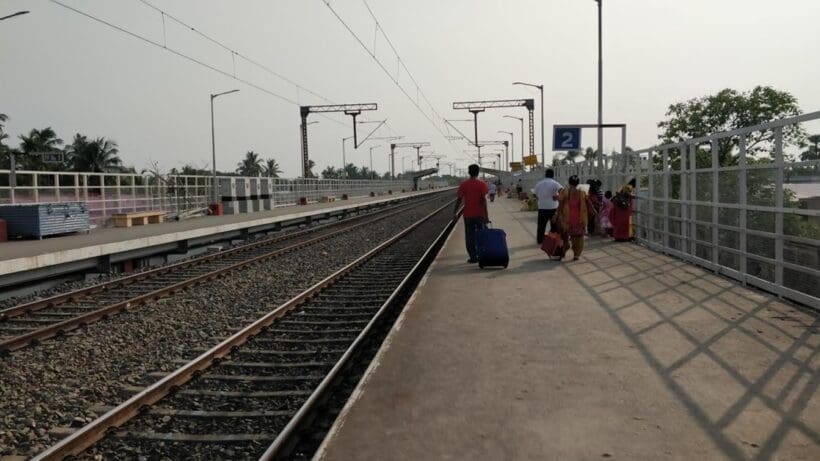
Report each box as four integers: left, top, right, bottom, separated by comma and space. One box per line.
0, 171, 414, 224
555, 112, 820, 308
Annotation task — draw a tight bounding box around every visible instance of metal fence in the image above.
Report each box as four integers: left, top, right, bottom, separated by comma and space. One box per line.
0, 170, 413, 224
552, 111, 820, 308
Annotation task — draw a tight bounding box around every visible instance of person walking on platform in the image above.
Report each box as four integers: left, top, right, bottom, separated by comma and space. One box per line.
610, 178, 636, 241
454, 164, 489, 263
534, 169, 563, 244
488, 181, 497, 202
556, 175, 588, 261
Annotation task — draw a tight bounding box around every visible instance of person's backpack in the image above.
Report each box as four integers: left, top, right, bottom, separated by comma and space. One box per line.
612, 191, 631, 209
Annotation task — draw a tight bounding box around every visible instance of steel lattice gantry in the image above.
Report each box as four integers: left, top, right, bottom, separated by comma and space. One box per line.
299, 103, 378, 177
452, 99, 535, 164
389, 142, 430, 179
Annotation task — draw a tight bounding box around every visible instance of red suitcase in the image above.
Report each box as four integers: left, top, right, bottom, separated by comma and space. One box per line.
541, 232, 564, 260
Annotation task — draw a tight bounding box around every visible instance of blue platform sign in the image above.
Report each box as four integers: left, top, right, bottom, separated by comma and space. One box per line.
552, 126, 582, 151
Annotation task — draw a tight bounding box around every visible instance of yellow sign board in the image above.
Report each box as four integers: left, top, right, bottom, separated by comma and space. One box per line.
523, 155, 539, 166
509, 162, 522, 172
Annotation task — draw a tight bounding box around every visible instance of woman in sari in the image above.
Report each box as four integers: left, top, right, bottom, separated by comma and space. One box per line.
610, 178, 636, 241
556, 175, 588, 261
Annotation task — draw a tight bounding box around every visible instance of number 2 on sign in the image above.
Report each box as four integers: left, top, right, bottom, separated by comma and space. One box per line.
561, 132, 573, 148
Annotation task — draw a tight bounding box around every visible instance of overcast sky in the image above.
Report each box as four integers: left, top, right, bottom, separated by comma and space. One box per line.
1, 0, 819, 177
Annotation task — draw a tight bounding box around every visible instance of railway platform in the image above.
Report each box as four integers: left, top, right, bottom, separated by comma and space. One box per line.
316, 195, 819, 460
0, 189, 437, 289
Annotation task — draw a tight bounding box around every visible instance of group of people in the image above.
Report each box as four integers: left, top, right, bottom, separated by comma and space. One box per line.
455, 164, 636, 264
534, 169, 636, 260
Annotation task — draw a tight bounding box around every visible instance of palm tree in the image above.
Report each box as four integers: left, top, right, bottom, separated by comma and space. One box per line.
19, 127, 63, 154
66, 134, 122, 172
264, 158, 282, 178
237, 151, 263, 176
306, 159, 316, 178
16, 127, 64, 170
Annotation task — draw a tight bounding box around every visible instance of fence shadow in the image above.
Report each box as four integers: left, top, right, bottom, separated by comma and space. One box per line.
567, 238, 819, 460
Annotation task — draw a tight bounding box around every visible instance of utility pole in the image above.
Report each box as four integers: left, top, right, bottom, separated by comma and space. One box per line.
209, 89, 239, 209
498, 131, 513, 170
342, 136, 354, 177
368, 145, 380, 177
503, 115, 525, 163
596, 0, 604, 176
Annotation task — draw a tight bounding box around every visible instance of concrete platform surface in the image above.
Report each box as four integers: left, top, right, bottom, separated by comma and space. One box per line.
316, 197, 819, 460
0, 190, 434, 277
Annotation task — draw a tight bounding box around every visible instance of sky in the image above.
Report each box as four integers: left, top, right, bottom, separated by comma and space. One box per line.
1, 0, 819, 178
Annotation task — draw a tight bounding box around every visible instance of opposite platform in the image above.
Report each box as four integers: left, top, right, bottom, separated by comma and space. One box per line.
0, 189, 437, 286
316, 196, 819, 460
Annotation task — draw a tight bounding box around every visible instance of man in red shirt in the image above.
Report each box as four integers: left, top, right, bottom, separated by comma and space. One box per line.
453, 164, 489, 263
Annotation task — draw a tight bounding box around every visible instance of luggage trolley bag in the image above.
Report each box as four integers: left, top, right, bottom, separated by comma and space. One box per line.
477, 226, 509, 269
541, 232, 565, 260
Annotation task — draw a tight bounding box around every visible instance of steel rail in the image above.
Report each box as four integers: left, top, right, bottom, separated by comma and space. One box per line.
32, 199, 454, 461
0, 194, 445, 353
0, 194, 435, 322
260, 208, 460, 460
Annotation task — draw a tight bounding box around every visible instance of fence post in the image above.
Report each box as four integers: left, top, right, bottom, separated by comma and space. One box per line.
32, 173, 39, 203
711, 140, 719, 269
662, 148, 670, 249
773, 126, 784, 291
738, 136, 748, 283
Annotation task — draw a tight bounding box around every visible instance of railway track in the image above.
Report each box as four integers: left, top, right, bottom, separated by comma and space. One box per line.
0, 193, 445, 354
33, 198, 457, 461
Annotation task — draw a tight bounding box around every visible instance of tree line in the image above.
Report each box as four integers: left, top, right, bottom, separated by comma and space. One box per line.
0, 115, 291, 178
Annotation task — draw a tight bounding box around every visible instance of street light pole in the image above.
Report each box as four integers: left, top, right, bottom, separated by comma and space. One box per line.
596, 0, 604, 176
498, 130, 513, 171
368, 145, 381, 177
342, 136, 354, 177
210, 89, 239, 207
513, 81, 545, 167
504, 115, 524, 166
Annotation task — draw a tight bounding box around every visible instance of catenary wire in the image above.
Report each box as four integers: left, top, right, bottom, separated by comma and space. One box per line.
47, 0, 349, 128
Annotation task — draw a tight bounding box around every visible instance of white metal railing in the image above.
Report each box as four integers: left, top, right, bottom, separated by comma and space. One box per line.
0, 171, 413, 224
553, 111, 820, 308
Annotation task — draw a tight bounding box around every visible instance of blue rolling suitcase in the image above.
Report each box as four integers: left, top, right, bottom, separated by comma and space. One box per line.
477, 227, 509, 269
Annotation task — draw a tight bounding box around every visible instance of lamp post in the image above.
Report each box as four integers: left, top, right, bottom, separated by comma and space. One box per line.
513, 81, 544, 167
368, 145, 381, 178
210, 89, 239, 207
595, 0, 603, 176
498, 130, 513, 171
0, 11, 29, 21
341, 135, 358, 177
503, 115, 524, 164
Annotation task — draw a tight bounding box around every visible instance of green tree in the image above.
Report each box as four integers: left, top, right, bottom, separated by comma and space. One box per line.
321, 165, 340, 179
342, 163, 359, 179
264, 158, 282, 178
801, 134, 820, 161
66, 134, 122, 172
658, 86, 805, 168
0, 113, 9, 169
305, 159, 316, 178
237, 151, 263, 176
18, 127, 64, 170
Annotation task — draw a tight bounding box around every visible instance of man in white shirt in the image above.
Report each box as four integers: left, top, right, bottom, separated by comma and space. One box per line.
534, 169, 563, 244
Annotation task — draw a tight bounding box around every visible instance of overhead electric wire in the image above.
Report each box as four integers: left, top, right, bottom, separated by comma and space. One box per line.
135, 0, 336, 106
47, 0, 349, 128
321, 0, 473, 163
